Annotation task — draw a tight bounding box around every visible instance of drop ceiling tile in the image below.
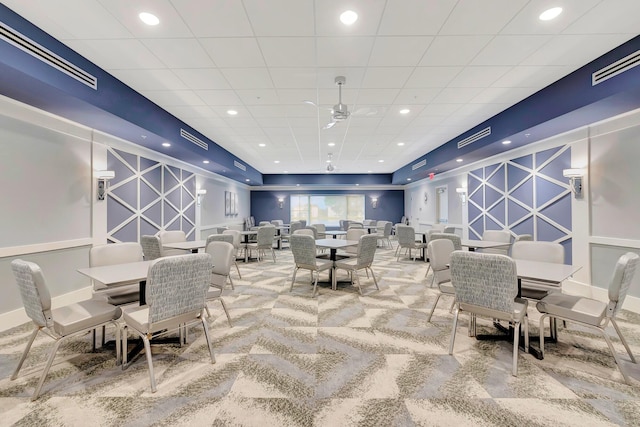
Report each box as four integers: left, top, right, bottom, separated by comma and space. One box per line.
353, 89, 400, 105
448, 66, 512, 88
244, 0, 315, 36
500, 0, 600, 35
471, 35, 553, 66
235, 89, 280, 105
139, 90, 205, 106
270, 69, 318, 89
368, 37, 433, 66
110, 69, 188, 91
198, 90, 243, 106
142, 39, 215, 68
563, 0, 640, 34
439, 0, 528, 35
170, 0, 253, 37
316, 37, 376, 67
522, 34, 634, 66
65, 39, 165, 69
220, 68, 274, 89
258, 37, 316, 67
420, 35, 493, 66
394, 88, 441, 105
172, 68, 231, 90
405, 67, 462, 88
199, 38, 266, 67
98, 0, 194, 38
361, 67, 414, 88
470, 87, 536, 105
378, 0, 455, 35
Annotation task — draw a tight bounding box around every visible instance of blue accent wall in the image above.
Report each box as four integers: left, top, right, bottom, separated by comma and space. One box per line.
262, 174, 393, 186
251, 190, 404, 227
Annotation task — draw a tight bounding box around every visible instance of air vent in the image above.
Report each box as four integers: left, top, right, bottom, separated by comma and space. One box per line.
0, 21, 97, 89
592, 49, 640, 86
457, 127, 491, 149
180, 129, 208, 150
234, 160, 246, 171
412, 159, 426, 170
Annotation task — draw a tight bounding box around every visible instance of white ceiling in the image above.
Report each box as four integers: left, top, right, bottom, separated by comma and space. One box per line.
4, 0, 639, 174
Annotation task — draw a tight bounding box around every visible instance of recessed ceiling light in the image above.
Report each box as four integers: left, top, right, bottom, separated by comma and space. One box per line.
456, 158, 463, 163
274, 160, 280, 163
355, 183, 359, 186
283, 171, 288, 174
203, 160, 210, 164
539, 7, 562, 21
328, 142, 335, 147
296, 184, 300, 187
502, 140, 512, 145
259, 143, 266, 147
139, 12, 159, 26
245, 179, 250, 182
326, 159, 332, 163
227, 109, 238, 115
399, 109, 410, 115
340, 10, 358, 25
162, 142, 171, 147
378, 160, 384, 163
397, 142, 405, 146
407, 178, 412, 181
368, 170, 372, 173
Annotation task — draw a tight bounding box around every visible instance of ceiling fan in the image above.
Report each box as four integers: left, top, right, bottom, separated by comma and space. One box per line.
323, 76, 350, 130
326, 153, 336, 172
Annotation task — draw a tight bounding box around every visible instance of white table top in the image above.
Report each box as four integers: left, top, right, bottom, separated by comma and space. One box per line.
461, 240, 512, 249
315, 239, 359, 249
325, 230, 347, 236
514, 259, 581, 284
240, 230, 258, 235
77, 261, 152, 285
162, 240, 207, 250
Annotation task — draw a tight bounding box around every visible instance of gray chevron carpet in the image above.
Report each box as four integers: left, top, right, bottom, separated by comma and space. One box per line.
1, 243, 640, 426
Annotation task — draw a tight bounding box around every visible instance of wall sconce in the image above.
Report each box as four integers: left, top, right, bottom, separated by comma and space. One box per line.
456, 187, 467, 204
95, 170, 115, 201
563, 168, 584, 198
196, 189, 207, 206
371, 197, 378, 209
278, 197, 284, 209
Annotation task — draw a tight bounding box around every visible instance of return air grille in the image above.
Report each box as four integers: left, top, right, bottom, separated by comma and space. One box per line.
0, 21, 97, 89
592, 49, 640, 86
234, 160, 246, 171
457, 127, 491, 149
180, 129, 208, 150
412, 159, 426, 170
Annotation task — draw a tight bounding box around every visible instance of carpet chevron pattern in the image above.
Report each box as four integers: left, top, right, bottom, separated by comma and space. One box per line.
1, 243, 640, 426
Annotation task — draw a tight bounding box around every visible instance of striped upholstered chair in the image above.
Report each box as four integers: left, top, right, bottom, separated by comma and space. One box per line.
289, 234, 333, 298
121, 253, 215, 392
448, 251, 529, 376
141, 235, 162, 261
334, 234, 379, 295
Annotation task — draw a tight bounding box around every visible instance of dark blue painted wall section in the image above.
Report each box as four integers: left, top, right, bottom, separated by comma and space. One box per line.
262, 174, 393, 186
251, 190, 405, 227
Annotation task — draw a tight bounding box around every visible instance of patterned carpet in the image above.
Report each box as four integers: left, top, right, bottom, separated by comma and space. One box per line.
1, 242, 640, 426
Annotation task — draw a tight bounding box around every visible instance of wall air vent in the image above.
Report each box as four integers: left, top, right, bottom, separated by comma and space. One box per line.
0, 21, 97, 89
180, 129, 208, 150
457, 127, 491, 149
234, 160, 246, 171
592, 49, 640, 86
412, 159, 426, 170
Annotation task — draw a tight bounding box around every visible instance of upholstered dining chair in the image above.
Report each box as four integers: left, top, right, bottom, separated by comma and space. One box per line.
511, 241, 564, 300
480, 230, 512, 255
376, 221, 393, 249
121, 253, 215, 392
11, 259, 122, 400
426, 239, 457, 322
222, 229, 243, 278
204, 241, 234, 326
90, 242, 143, 306
342, 228, 367, 256
207, 233, 241, 284
289, 234, 333, 298
141, 235, 162, 261
334, 234, 379, 295
536, 252, 639, 384
312, 223, 327, 239
158, 230, 189, 257
424, 232, 462, 279
246, 225, 277, 262
448, 251, 529, 376
395, 225, 427, 261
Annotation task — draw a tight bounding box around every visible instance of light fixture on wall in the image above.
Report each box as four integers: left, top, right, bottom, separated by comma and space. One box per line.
95, 170, 115, 201
371, 197, 378, 209
456, 187, 467, 204
196, 189, 207, 206
563, 168, 584, 198
278, 197, 284, 209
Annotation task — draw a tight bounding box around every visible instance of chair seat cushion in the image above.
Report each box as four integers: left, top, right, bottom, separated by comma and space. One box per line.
93, 284, 140, 305
536, 293, 607, 326
52, 300, 122, 336
207, 287, 223, 299
439, 282, 455, 295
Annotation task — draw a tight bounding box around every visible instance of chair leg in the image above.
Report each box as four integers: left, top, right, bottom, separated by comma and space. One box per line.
368, 267, 379, 290
427, 293, 441, 322
32, 338, 63, 401
142, 334, 157, 393
271, 248, 276, 263
228, 275, 235, 290
512, 321, 521, 377
11, 327, 40, 380
219, 298, 233, 327
523, 314, 529, 353
538, 314, 550, 358
600, 327, 632, 384
448, 307, 460, 354
354, 270, 363, 295
201, 316, 216, 364
122, 325, 129, 368
290, 267, 299, 292
312, 271, 319, 298
234, 260, 242, 279
205, 304, 212, 318
611, 318, 636, 363
424, 264, 431, 279
114, 322, 122, 366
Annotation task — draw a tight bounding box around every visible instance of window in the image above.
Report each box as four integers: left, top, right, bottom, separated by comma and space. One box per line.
290, 194, 365, 226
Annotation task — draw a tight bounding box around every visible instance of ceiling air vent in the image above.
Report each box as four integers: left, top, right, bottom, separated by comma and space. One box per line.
234, 160, 246, 171
180, 129, 208, 150
592, 49, 640, 86
457, 127, 491, 149
412, 159, 426, 171
0, 21, 97, 89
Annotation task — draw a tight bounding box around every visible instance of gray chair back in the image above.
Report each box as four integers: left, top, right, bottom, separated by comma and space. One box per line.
428, 239, 455, 286
304, 225, 318, 239
429, 232, 462, 250
207, 233, 234, 246
90, 242, 143, 304
312, 223, 326, 238
396, 225, 417, 248
205, 241, 234, 286
256, 225, 276, 248
290, 234, 319, 270
294, 228, 315, 237
345, 228, 367, 254
11, 260, 52, 329
511, 241, 563, 263
289, 221, 303, 235
159, 230, 188, 257
608, 252, 639, 318
515, 234, 533, 242
222, 229, 241, 249
141, 235, 162, 260
481, 230, 512, 255
356, 234, 378, 266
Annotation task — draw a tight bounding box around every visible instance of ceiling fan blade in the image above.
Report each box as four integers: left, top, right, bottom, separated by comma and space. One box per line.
322, 120, 336, 130
302, 100, 318, 107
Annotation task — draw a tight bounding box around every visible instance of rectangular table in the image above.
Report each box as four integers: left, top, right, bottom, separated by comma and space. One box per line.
163, 240, 207, 253
461, 240, 512, 251
239, 230, 258, 261
315, 238, 359, 289
325, 230, 347, 239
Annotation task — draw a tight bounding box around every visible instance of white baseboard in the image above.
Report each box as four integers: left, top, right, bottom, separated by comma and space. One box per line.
563, 279, 640, 313
0, 286, 93, 333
